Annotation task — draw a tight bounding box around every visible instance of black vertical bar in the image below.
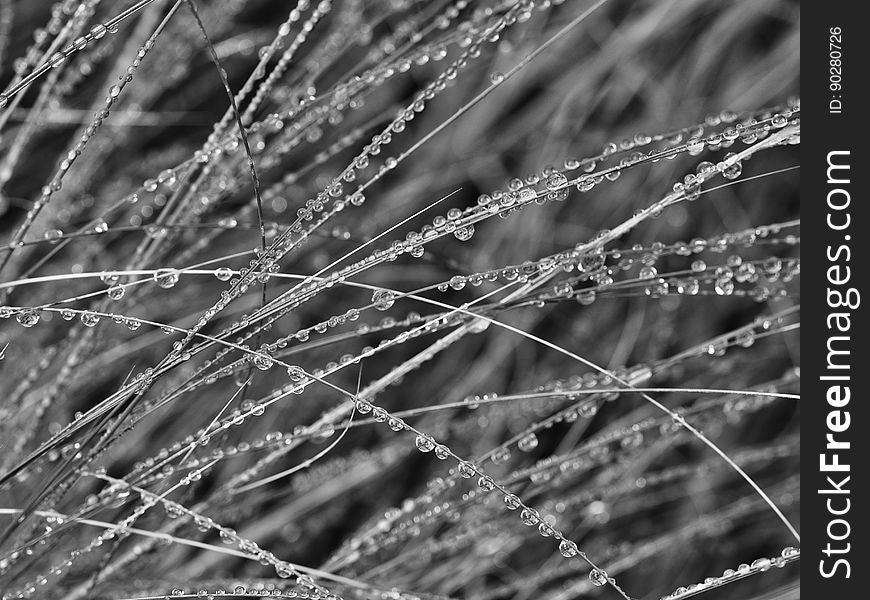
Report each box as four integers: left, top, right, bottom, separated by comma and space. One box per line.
803, 1, 867, 596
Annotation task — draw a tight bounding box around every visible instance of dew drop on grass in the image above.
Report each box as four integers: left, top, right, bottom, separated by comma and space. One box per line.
100, 271, 120, 286
457, 461, 475, 478
545, 172, 568, 190
503, 493, 521, 510
518, 433, 538, 452
415, 435, 435, 453
491, 447, 511, 464
453, 224, 475, 241
153, 269, 179, 289
80, 312, 100, 327
16, 310, 40, 328
43, 229, 63, 241
107, 285, 125, 300
714, 277, 734, 296
589, 569, 608, 586
520, 508, 539, 526
639, 266, 657, 280
252, 353, 273, 371
214, 267, 232, 281
559, 540, 579, 557
372, 289, 395, 311
722, 152, 743, 179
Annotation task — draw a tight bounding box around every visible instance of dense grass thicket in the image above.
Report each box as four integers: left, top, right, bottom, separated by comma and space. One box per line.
0, 1, 799, 599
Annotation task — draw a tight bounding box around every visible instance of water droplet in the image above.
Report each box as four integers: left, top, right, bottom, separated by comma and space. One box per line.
714, 277, 734, 295
107, 285, 125, 300
457, 461, 475, 478
453, 224, 475, 241
722, 152, 742, 180
415, 435, 435, 453
252, 353, 273, 370
545, 172, 568, 191
520, 508, 540, 526
372, 289, 395, 311
80, 312, 100, 327
518, 433, 538, 452
589, 569, 608, 586
559, 539, 579, 557
153, 269, 179, 289
503, 494, 521, 510
639, 266, 657, 280
16, 310, 40, 327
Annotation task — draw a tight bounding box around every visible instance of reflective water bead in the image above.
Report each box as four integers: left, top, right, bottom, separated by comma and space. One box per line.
503, 493, 521, 510
252, 353, 273, 371
517, 187, 536, 203
16, 310, 40, 327
153, 269, 179, 289
721, 152, 743, 180
286, 365, 306, 381
520, 508, 540, 526
453, 224, 475, 241
552, 281, 572, 298
517, 433, 538, 452
107, 285, 125, 300
545, 172, 568, 191
589, 569, 608, 586
533, 519, 553, 537
714, 277, 734, 295
686, 137, 705, 155
80, 312, 100, 327
372, 289, 396, 311
415, 435, 435, 453
576, 290, 596, 305
491, 447, 511, 464
457, 461, 475, 478
100, 271, 120, 285
215, 267, 233, 281
559, 539, 579, 557
683, 181, 701, 201
43, 228, 63, 241
639, 266, 657, 280
751, 557, 772, 571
